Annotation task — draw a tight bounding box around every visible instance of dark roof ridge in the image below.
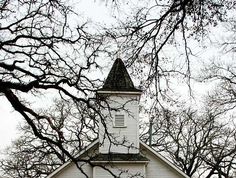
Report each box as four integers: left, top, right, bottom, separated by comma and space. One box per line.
90, 153, 149, 162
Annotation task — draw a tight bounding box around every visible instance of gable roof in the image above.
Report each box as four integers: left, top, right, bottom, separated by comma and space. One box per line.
99, 58, 141, 92
140, 141, 190, 178
46, 140, 99, 178
46, 139, 190, 178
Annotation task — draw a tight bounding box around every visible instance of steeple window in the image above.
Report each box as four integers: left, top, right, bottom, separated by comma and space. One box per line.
114, 114, 125, 127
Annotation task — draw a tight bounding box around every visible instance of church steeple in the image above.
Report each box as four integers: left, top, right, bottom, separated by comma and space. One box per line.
100, 58, 141, 92
97, 58, 142, 154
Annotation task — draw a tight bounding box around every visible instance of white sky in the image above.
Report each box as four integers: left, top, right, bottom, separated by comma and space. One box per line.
0, 0, 234, 151
0, 98, 22, 150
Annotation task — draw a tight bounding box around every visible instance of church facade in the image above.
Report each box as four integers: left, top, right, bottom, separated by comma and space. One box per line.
47, 58, 189, 178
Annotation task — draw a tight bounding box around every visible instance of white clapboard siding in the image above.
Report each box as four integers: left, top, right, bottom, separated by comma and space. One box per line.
99, 94, 140, 154
94, 163, 145, 178
50, 162, 92, 178
47, 141, 189, 178
140, 143, 187, 178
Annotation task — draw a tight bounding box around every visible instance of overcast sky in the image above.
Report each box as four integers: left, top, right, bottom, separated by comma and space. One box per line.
0, 0, 233, 151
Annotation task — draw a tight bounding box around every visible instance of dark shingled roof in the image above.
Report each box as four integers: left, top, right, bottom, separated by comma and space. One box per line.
90, 153, 149, 162
99, 58, 141, 92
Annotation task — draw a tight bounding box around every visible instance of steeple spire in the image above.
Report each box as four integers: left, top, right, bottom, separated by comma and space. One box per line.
100, 58, 141, 92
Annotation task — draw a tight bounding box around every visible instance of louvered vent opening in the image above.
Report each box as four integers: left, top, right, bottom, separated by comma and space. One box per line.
114, 115, 125, 127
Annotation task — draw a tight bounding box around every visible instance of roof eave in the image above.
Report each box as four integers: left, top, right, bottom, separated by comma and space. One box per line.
91, 160, 149, 164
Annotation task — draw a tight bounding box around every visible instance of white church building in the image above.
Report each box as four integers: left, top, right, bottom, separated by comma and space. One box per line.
47, 58, 189, 178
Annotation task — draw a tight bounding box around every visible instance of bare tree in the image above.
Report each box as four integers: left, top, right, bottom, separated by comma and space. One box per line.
141, 108, 236, 178
0, 98, 99, 178
0, 134, 64, 178
0, 0, 107, 175
3, 102, 236, 178
1, 0, 236, 177
103, 0, 235, 100
200, 59, 236, 116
